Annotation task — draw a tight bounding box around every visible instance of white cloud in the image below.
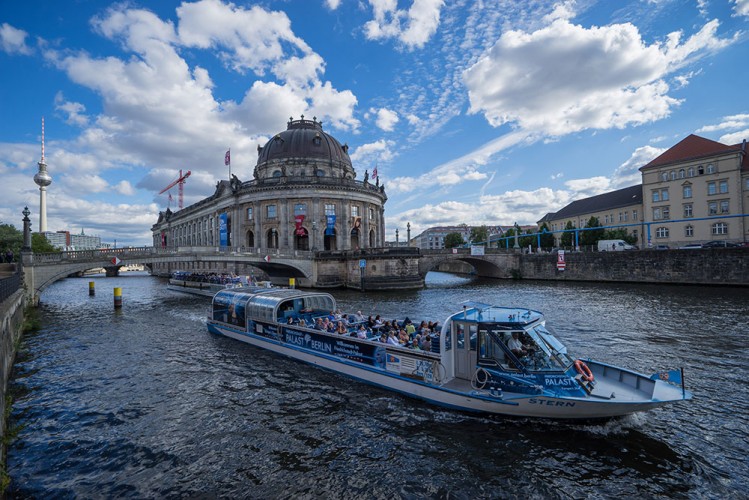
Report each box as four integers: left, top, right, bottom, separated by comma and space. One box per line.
697, 114, 749, 133
718, 130, 749, 145
114, 180, 135, 195
372, 107, 399, 131
387, 130, 532, 194
464, 18, 735, 137
350, 139, 396, 167
0, 23, 33, 55
364, 0, 445, 49
733, 0, 749, 17
325, 0, 342, 9
54, 92, 89, 127
612, 145, 666, 188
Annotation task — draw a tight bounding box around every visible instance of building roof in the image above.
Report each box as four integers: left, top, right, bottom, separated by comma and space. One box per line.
550, 184, 642, 221
640, 134, 745, 171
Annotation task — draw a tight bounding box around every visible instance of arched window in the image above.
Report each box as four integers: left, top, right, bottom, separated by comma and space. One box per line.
272, 170, 282, 177
324, 228, 337, 250
706, 163, 716, 174
670, 170, 676, 180
687, 167, 694, 177
678, 169, 685, 178
369, 228, 376, 247
350, 227, 360, 250
246, 231, 255, 248
316, 169, 325, 177
295, 227, 309, 251
266, 228, 278, 249
698, 165, 704, 175
661, 172, 668, 182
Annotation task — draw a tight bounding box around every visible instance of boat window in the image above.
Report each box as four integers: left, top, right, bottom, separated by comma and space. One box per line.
456, 323, 465, 349
444, 329, 452, 351
469, 324, 477, 351
478, 329, 507, 367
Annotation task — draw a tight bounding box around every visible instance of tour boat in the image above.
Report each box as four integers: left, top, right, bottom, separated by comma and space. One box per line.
206, 288, 692, 419
167, 271, 252, 297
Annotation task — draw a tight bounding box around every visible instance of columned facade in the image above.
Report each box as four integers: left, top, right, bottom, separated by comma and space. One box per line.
151, 116, 388, 260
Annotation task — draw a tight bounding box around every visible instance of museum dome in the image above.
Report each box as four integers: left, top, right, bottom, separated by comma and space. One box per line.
254, 116, 355, 180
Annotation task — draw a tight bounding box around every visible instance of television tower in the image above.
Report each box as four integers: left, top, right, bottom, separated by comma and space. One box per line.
33, 117, 52, 232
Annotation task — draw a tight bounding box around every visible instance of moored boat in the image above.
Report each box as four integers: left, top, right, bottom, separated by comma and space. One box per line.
206, 289, 692, 419
167, 271, 253, 297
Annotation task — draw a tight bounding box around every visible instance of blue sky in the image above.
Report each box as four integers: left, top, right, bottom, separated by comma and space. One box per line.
1, 0, 748, 246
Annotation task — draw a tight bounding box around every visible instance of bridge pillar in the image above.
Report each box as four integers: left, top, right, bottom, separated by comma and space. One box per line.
105, 266, 120, 277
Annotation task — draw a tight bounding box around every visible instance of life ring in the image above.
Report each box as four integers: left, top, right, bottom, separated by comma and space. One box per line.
574, 360, 594, 382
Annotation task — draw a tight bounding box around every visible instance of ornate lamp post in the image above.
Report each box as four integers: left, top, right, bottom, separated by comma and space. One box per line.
22, 206, 32, 251
395, 228, 399, 246
513, 222, 521, 249
407, 222, 411, 246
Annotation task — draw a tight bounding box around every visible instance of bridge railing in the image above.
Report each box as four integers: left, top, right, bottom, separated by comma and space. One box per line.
0, 268, 22, 304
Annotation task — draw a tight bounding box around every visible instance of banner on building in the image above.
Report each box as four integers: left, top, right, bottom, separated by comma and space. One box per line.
351, 216, 361, 233
295, 214, 306, 236
219, 213, 228, 247
325, 214, 336, 235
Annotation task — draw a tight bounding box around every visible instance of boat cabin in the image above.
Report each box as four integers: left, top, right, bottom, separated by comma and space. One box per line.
211, 287, 337, 328
443, 302, 574, 382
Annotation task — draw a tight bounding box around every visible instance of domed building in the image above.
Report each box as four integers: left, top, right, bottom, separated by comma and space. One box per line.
151, 116, 387, 259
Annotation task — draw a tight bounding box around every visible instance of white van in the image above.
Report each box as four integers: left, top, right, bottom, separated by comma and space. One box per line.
598, 239, 635, 251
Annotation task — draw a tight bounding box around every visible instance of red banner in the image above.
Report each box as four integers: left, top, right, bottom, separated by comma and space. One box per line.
295, 214, 306, 236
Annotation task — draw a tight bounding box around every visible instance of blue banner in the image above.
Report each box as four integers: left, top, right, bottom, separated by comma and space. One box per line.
219, 213, 228, 247
325, 214, 336, 235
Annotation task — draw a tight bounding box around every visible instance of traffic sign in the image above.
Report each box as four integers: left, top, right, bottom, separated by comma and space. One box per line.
359, 259, 366, 268
111, 256, 121, 266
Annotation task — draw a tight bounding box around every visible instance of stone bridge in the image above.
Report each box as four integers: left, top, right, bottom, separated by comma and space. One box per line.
418, 248, 521, 278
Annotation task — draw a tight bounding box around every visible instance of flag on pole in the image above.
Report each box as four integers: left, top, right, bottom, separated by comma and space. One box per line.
372, 165, 378, 179
224, 149, 231, 166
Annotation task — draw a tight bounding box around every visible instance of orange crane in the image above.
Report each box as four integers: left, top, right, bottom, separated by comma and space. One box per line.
159, 169, 191, 210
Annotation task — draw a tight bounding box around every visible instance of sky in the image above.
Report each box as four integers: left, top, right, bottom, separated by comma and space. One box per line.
1, 0, 748, 246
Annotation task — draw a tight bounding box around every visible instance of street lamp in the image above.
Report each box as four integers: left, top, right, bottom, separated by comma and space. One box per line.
407, 222, 411, 245
396, 228, 399, 245
22, 206, 32, 251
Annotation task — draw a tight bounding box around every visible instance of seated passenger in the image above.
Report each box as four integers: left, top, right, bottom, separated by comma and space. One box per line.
286, 316, 295, 325
356, 325, 368, 339
314, 318, 325, 331
354, 311, 366, 323
298, 318, 307, 327
378, 333, 388, 344
336, 321, 347, 335
398, 329, 409, 345
419, 335, 431, 351
386, 331, 400, 346
508, 331, 532, 358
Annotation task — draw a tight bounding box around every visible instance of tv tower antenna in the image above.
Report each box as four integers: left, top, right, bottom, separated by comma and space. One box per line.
33, 117, 53, 232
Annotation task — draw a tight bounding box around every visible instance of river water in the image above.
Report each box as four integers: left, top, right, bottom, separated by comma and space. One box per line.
6, 272, 749, 498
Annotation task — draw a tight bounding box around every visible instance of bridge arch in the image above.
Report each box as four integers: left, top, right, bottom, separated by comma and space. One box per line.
418, 251, 520, 280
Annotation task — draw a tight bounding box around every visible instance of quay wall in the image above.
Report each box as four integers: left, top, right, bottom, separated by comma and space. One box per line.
0, 288, 26, 460
518, 248, 749, 286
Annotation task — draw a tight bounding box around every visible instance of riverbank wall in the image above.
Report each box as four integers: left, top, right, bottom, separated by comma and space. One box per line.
519, 248, 749, 285
0, 288, 25, 461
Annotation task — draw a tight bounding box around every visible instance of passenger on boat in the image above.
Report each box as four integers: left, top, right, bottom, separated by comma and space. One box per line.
367, 316, 375, 328
286, 316, 295, 325
336, 322, 347, 335
398, 329, 409, 345
314, 318, 325, 331
387, 331, 400, 346
508, 332, 533, 357
405, 322, 415, 335
378, 333, 388, 344
356, 325, 368, 339
419, 335, 431, 351
298, 318, 307, 327
354, 311, 366, 323
374, 315, 383, 327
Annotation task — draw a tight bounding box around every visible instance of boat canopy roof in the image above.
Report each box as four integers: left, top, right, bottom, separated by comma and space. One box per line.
457, 301, 544, 328
212, 288, 337, 323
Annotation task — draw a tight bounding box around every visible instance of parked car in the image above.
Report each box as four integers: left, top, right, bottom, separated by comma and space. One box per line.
652, 244, 670, 250
701, 240, 739, 248
679, 243, 703, 250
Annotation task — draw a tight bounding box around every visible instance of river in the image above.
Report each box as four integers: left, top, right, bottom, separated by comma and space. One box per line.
6, 272, 749, 498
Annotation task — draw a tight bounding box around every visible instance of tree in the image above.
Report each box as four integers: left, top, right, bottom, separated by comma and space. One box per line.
539, 223, 554, 249
32, 233, 57, 253
0, 222, 23, 261
580, 217, 604, 246
560, 221, 575, 247
469, 225, 489, 245
444, 232, 465, 249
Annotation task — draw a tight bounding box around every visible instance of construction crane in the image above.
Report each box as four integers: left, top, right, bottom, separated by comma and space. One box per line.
159, 169, 191, 210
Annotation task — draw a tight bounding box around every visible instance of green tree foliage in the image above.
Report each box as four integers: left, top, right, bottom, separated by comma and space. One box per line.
0, 223, 23, 261
469, 225, 489, 244
580, 217, 604, 246
444, 232, 465, 249
560, 221, 575, 247
539, 223, 554, 249
32, 233, 57, 253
